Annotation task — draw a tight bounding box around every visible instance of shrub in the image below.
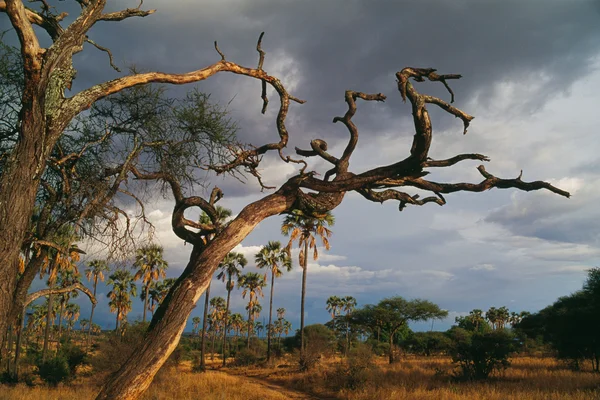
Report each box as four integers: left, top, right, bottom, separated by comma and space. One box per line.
59, 342, 86, 374
233, 348, 264, 366
338, 344, 376, 390
37, 356, 70, 386
90, 321, 148, 375
449, 328, 516, 380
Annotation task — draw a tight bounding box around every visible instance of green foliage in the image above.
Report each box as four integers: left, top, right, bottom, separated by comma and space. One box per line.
403, 331, 453, 356
91, 321, 149, 374
448, 328, 517, 380
516, 268, 600, 371
59, 341, 87, 375
331, 343, 377, 390
37, 356, 71, 386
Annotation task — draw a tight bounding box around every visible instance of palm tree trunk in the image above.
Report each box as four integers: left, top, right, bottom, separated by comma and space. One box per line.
42, 292, 54, 362
247, 305, 252, 349
346, 314, 350, 356
300, 240, 308, 354
222, 279, 232, 367
142, 283, 150, 323
88, 278, 97, 345
115, 308, 120, 332
267, 270, 275, 362
199, 281, 211, 370
210, 329, 216, 361
57, 298, 65, 352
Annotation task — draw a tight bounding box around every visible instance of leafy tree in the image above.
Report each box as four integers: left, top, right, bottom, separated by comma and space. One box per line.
518, 269, 600, 371
216, 251, 247, 365
107, 270, 137, 332
146, 278, 176, 318
239, 272, 266, 349
403, 331, 452, 356
448, 328, 517, 380
255, 241, 292, 362
353, 297, 448, 363
455, 309, 490, 333
133, 244, 168, 323
85, 259, 109, 341
282, 210, 334, 353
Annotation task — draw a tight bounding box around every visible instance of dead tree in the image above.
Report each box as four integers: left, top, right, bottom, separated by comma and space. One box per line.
96, 36, 568, 398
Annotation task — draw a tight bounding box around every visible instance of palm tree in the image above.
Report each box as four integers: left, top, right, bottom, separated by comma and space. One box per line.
255, 241, 292, 362
85, 259, 109, 342
340, 296, 357, 354
326, 295, 343, 340
56, 269, 81, 346
208, 296, 226, 361
192, 316, 201, 336
147, 278, 176, 317
281, 210, 334, 353
238, 272, 266, 349
198, 205, 232, 370
133, 244, 168, 323
107, 270, 137, 332
229, 313, 245, 354
216, 251, 247, 366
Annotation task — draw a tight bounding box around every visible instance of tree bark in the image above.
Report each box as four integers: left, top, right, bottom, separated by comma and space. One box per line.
300, 240, 308, 354
199, 281, 211, 370
267, 269, 275, 362
13, 308, 25, 381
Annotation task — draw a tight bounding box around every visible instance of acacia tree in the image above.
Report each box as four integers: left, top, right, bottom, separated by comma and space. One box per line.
0, 4, 570, 394
255, 241, 292, 362
354, 297, 448, 363
91, 39, 570, 397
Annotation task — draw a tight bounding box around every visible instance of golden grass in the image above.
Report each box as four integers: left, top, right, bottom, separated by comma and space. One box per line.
1, 356, 598, 400
257, 356, 600, 400
0, 364, 292, 400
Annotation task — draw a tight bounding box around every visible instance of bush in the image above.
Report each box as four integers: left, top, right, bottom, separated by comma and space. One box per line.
59, 342, 86, 374
336, 344, 376, 390
449, 328, 516, 380
37, 356, 70, 386
233, 348, 264, 366
91, 321, 148, 375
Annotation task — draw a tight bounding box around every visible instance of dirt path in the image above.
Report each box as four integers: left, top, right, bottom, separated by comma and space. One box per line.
218, 370, 333, 400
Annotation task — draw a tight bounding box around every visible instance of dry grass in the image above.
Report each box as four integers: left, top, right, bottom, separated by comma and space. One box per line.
0, 362, 291, 400
257, 356, 600, 400
1, 356, 598, 400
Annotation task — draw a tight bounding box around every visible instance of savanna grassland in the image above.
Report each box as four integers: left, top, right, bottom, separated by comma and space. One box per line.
2, 355, 598, 400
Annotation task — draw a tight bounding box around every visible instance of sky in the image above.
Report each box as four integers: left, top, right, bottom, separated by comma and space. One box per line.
6, 0, 600, 333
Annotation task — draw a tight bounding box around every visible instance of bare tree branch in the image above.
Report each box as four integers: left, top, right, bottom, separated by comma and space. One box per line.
25, 282, 96, 307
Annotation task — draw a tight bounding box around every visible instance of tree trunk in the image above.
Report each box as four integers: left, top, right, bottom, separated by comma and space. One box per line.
115, 309, 120, 332
0, 94, 49, 355
42, 293, 54, 362
89, 278, 98, 345
199, 281, 211, 370
96, 192, 292, 399
267, 269, 275, 362
247, 304, 252, 350
57, 298, 65, 351
222, 279, 232, 367
142, 283, 150, 323
300, 240, 308, 354
210, 330, 216, 361
346, 315, 350, 356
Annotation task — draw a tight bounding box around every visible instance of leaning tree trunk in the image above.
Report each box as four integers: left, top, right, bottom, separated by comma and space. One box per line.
267, 269, 275, 362
199, 281, 211, 370
300, 240, 308, 354
13, 309, 26, 381
95, 192, 293, 399
222, 280, 232, 367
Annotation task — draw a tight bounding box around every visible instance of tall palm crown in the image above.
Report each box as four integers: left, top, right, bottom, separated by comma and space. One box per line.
107, 269, 137, 331
326, 296, 343, 319
133, 244, 168, 322
255, 240, 291, 360
216, 251, 247, 366
281, 209, 334, 353
281, 210, 334, 266
238, 272, 266, 346
84, 259, 109, 338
